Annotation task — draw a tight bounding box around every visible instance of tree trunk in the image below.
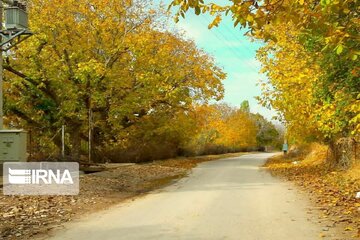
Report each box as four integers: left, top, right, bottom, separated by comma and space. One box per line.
70, 126, 82, 161
328, 137, 356, 169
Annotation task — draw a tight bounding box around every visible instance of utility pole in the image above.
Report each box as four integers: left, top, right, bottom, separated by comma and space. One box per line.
62, 125, 65, 159
0, 0, 33, 163
0, 0, 31, 129
0, 0, 4, 129
88, 108, 92, 163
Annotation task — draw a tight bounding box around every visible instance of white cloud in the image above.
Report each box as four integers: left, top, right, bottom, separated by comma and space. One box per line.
177, 19, 210, 43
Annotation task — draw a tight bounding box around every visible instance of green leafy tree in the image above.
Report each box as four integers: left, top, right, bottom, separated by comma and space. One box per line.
240, 100, 250, 113
253, 114, 279, 149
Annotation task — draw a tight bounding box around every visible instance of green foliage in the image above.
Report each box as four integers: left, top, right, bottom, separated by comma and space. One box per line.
253, 114, 279, 148
240, 100, 250, 113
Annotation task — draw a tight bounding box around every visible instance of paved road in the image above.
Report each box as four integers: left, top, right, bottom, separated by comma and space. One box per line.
48, 153, 325, 240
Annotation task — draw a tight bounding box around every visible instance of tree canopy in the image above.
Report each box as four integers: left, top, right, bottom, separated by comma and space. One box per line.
170, 0, 359, 146
5, 0, 225, 159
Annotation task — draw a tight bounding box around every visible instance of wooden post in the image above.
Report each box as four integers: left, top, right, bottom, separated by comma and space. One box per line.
62, 125, 65, 159
88, 109, 92, 163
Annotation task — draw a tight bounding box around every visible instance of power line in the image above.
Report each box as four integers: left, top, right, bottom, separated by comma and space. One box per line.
198, 15, 260, 73
221, 20, 257, 56
208, 25, 259, 72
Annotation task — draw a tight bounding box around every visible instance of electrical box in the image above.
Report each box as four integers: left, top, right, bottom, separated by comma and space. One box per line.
0, 130, 27, 162
5, 7, 28, 30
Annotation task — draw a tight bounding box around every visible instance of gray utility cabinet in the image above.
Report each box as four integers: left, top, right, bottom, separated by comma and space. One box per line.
5, 7, 29, 30
0, 130, 27, 162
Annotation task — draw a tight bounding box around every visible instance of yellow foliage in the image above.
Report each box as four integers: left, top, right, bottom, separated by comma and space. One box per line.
186, 104, 258, 154
256, 22, 322, 143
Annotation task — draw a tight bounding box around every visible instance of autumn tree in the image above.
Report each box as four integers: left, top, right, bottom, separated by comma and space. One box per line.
182, 103, 258, 155
4, 0, 225, 160
170, 0, 360, 166
256, 22, 322, 143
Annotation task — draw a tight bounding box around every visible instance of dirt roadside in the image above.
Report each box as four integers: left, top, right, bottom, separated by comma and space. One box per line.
0, 152, 246, 240
264, 150, 360, 239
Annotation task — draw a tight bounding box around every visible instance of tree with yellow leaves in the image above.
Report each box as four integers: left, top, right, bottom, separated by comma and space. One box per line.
170, 0, 360, 166
256, 22, 322, 143
183, 103, 258, 155
4, 0, 225, 159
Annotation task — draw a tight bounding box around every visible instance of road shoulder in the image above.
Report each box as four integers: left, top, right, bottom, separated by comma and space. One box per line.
0, 152, 246, 239
264, 151, 359, 239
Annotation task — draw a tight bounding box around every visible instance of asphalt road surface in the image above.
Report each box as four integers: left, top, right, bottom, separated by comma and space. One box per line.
47, 153, 325, 240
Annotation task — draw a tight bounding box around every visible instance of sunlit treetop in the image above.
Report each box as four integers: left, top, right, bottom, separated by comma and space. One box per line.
170, 0, 359, 60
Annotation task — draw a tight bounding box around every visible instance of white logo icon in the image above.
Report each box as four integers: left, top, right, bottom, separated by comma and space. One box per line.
8, 168, 32, 184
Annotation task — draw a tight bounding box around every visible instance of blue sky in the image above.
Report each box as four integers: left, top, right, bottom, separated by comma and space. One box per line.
160, 2, 277, 120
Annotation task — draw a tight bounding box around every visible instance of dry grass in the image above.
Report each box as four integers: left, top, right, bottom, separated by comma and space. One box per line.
265, 143, 360, 238
345, 163, 360, 183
